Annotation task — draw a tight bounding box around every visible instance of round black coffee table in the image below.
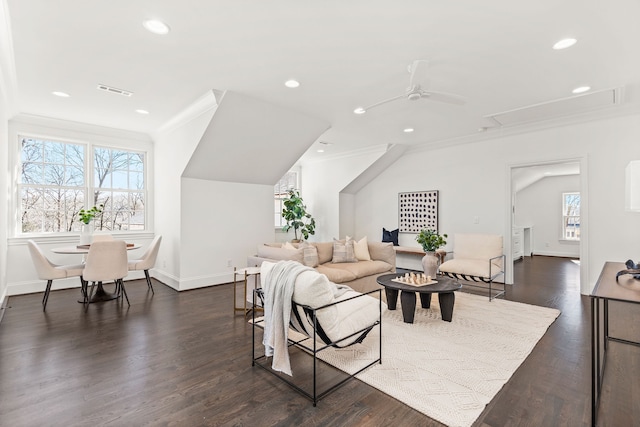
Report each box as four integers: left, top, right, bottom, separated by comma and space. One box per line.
377, 273, 462, 323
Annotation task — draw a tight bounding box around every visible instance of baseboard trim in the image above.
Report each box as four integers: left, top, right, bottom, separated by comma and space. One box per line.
532, 251, 580, 258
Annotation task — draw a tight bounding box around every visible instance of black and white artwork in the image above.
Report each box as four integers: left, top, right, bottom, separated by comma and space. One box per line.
398, 190, 439, 233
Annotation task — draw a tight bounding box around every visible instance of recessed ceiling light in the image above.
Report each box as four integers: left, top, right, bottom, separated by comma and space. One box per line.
553, 38, 577, 50
403, 128, 414, 133
143, 19, 170, 35
52, 91, 70, 97
284, 79, 300, 88
317, 149, 325, 153
136, 109, 150, 114
353, 107, 366, 114
572, 86, 590, 94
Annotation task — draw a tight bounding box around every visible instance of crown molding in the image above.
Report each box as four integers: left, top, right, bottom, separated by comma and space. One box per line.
407, 102, 640, 156
153, 89, 220, 137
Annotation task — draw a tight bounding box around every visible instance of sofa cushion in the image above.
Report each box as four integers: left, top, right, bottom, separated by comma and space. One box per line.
313, 242, 334, 265
282, 241, 297, 250
299, 241, 319, 268
452, 233, 503, 261
439, 258, 502, 279
382, 228, 399, 246
332, 238, 357, 263
321, 260, 393, 279
316, 264, 357, 283
352, 236, 371, 261
257, 245, 304, 263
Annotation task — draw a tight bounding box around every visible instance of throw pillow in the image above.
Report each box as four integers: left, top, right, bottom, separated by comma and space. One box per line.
382, 228, 399, 246
332, 238, 357, 263
256, 245, 304, 264
282, 241, 297, 250
298, 241, 319, 268
353, 236, 371, 261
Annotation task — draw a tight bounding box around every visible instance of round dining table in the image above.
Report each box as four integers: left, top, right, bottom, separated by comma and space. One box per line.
52, 243, 140, 303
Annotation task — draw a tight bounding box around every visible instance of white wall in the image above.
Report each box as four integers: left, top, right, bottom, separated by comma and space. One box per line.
179, 178, 274, 289
0, 88, 7, 306
152, 99, 217, 289
515, 175, 581, 257
353, 112, 640, 294
302, 148, 387, 242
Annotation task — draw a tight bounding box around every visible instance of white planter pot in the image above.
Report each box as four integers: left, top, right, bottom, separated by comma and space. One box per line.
421, 252, 439, 278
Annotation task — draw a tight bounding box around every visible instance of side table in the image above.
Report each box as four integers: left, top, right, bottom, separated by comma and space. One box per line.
233, 266, 261, 316
590, 261, 640, 426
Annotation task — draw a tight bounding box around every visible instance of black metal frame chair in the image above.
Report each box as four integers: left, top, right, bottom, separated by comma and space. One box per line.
252, 287, 382, 406
440, 254, 506, 301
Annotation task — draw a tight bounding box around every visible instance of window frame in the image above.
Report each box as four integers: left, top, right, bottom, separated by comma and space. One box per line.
274, 169, 300, 229
12, 128, 150, 238
561, 192, 580, 241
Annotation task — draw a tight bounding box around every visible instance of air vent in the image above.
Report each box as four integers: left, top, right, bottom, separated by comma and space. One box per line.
97, 84, 133, 97
485, 87, 622, 127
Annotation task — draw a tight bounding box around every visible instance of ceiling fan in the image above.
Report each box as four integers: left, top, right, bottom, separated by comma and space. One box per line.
354, 60, 466, 114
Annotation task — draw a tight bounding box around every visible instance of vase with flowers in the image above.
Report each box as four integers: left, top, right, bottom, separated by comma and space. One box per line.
415, 228, 448, 278
78, 204, 103, 244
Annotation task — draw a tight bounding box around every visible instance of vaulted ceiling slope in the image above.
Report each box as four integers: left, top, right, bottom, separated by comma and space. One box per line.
182, 90, 329, 184
4, 0, 640, 160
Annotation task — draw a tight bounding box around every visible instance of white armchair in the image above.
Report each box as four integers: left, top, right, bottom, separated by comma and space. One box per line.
438, 233, 506, 300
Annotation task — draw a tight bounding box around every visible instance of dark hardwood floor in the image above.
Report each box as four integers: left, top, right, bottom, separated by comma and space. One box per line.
1, 256, 638, 426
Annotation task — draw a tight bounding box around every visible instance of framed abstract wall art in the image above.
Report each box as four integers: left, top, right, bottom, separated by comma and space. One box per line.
398, 190, 439, 233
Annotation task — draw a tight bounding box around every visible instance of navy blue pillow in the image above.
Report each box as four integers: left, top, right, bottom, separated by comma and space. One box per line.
382, 228, 399, 246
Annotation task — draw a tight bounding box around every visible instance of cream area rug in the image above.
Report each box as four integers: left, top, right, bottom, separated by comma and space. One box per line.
314, 291, 560, 427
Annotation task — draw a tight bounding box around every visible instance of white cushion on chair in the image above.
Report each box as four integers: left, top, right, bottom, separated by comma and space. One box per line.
261, 261, 384, 347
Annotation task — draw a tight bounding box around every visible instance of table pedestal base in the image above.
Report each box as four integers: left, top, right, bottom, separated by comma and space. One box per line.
78, 282, 119, 304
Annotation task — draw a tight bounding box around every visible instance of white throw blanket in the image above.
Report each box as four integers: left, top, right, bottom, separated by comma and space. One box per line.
262, 260, 313, 376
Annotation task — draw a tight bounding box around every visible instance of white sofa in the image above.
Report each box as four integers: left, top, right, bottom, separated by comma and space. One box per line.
438, 233, 506, 300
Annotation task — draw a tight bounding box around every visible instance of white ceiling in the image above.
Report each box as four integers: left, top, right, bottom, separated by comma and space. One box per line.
4, 0, 640, 161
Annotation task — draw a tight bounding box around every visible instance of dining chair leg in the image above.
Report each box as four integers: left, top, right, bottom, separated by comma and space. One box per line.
144, 270, 154, 294
119, 279, 130, 307
42, 280, 53, 311
85, 281, 97, 311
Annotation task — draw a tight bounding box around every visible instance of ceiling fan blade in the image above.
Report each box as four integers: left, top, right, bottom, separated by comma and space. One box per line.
420, 90, 466, 105
409, 59, 430, 88
362, 93, 407, 112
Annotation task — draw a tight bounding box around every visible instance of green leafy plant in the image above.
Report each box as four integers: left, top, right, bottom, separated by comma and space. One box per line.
78, 204, 104, 224
416, 228, 448, 252
282, 189, 316, 241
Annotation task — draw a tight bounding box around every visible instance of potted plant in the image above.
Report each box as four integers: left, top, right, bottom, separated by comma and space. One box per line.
78, 204, 104, 225
282, 189, 316, 242
78, 204, 103, 244
416, 228, 448, 278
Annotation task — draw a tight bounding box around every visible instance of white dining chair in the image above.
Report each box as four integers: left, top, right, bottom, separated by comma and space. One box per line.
27, 240, 85, 311
128, 235, 162, 293
83, 240, 130, 309
91, 233, 113, 242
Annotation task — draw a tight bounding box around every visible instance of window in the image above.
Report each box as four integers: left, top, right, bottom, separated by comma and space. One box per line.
562, 192, 580, 240
274, 170, 299, 227
18, 136, 146, 233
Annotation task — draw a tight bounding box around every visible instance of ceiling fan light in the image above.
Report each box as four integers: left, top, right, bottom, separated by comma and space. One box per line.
353, 107, 366, 114
284, 79, 300, 88
143, 19, 170, 35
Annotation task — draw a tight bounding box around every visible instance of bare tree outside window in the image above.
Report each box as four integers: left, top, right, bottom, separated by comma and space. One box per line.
19, 136, 146, 234
19, 138, 86, 232
562, 192, 580, 240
